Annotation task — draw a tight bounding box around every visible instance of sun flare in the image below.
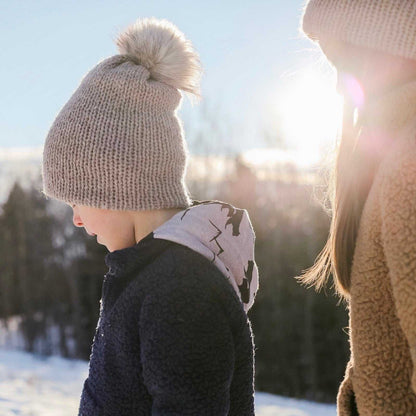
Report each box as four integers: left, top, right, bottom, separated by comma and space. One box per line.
274, 68, 343, 167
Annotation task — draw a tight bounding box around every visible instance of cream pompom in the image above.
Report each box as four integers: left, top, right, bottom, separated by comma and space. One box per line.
116, 17, 202, 96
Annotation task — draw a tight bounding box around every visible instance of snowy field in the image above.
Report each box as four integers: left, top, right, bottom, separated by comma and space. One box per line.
0, 349, 336, 416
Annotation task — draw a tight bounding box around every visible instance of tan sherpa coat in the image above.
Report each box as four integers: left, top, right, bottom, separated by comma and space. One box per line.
337, 88, 416, 415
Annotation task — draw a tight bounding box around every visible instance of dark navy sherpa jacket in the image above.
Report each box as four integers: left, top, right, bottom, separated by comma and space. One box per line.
78, 200, 257, 415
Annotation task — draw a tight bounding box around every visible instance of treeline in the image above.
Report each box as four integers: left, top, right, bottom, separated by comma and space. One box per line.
0, 158, 348, 402
0, 179, 108, 358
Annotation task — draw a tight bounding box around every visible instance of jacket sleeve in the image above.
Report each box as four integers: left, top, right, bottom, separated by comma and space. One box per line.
337, 359, 359, 416
380, 144, 416, 394
138, 273, 235, 415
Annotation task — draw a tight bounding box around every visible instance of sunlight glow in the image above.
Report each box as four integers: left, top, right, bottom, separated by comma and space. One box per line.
269, 68, 343, 167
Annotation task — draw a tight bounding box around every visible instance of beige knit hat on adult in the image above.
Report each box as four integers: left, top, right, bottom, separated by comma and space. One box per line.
42, 18, 202, 211
302, 0, 416, 61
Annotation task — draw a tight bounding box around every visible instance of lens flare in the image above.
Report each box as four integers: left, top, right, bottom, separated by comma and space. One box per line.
338, 73, 365, 109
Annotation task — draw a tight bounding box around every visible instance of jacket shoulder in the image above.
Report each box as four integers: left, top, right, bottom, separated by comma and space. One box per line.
153, 242, 229, 282
145, 241, 243, 308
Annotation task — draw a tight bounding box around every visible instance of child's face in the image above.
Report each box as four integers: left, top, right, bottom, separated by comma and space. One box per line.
69, 204, 136, 252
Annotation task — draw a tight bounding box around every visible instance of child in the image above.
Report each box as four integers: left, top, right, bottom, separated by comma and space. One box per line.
301, 1, 416, 415
42, 18, 258, 416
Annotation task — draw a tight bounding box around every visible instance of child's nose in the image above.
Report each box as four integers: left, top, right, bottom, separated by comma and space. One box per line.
72, 211, 84, 227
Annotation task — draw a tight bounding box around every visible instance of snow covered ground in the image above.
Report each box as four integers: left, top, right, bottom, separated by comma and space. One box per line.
0, 348, 336, 416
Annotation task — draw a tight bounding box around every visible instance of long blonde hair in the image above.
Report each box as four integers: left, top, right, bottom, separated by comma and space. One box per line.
298, 43, 409, 298
300, 95, 383, 297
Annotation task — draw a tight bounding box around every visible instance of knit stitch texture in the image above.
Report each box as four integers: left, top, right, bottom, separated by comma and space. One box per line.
302, 1, 416, 60
42, 18, 201, 211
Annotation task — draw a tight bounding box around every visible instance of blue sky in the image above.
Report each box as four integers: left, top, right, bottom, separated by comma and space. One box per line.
0, 0, 328, 155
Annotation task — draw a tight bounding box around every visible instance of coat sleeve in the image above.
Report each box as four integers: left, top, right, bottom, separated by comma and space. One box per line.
337, 359, 359, 416
138, 274, 235, 415
380, 144, 416, 394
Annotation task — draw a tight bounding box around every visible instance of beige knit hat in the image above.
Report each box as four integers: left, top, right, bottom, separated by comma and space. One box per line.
42, 18, 202, 211
302, 1, 416, 61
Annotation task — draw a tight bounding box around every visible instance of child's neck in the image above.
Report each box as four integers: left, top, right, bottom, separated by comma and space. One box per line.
133, 208, 184, 244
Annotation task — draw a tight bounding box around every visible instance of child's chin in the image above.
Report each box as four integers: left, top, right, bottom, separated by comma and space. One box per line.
96, 234, 106, 247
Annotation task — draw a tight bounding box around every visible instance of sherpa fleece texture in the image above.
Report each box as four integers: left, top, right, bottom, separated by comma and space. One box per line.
337, 127, 416, 415
78, 228, 255, 415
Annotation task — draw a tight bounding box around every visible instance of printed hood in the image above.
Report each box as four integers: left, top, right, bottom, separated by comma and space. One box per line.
153, 200, 259, 311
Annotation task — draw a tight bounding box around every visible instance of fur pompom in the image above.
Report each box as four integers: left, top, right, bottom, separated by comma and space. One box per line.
116, 17, 202, 96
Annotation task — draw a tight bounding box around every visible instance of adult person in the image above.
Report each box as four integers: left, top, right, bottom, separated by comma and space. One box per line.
300, 1, 416, 414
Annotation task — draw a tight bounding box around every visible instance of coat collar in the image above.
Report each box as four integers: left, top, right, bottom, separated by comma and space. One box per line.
104, 231, 172, 277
